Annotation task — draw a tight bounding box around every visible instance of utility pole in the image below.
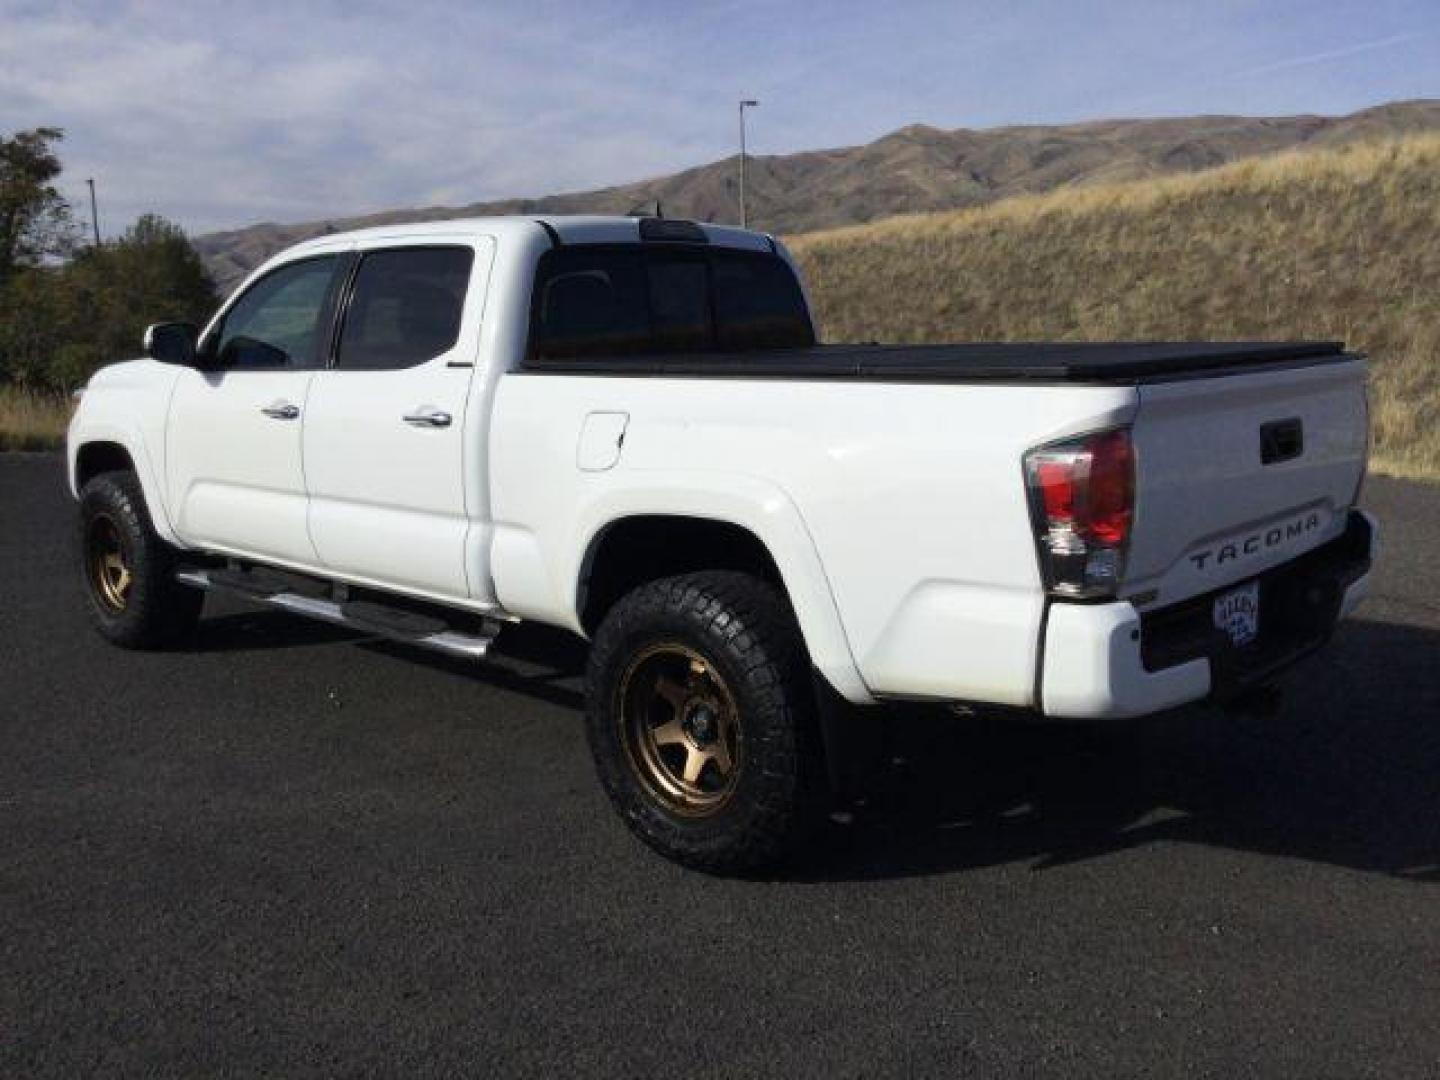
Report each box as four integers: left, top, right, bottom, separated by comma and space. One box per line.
86, 178, 101, 246
738, 99, 759, 229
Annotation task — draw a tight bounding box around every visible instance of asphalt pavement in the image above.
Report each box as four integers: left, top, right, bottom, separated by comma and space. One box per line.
3, 454, 1438, 1077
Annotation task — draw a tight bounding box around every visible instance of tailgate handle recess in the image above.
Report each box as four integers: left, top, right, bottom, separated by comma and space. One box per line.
1260, 418, 1304, 465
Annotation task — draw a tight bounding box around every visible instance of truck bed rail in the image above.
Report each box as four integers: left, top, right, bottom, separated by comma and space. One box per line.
522, 341, 1351, 384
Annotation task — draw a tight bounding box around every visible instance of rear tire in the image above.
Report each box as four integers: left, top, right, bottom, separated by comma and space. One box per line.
78, 471, 203, 649
585, 571, 824, 874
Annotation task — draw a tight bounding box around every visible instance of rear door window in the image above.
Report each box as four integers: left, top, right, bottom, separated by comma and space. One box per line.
335, 246, 474, 371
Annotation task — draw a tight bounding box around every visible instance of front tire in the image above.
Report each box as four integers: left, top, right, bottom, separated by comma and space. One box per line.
78, 471, 202, 649
585, 572, 823, 874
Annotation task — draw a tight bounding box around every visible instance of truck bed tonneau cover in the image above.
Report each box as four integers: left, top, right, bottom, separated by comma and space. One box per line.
527, 341, 1351, 383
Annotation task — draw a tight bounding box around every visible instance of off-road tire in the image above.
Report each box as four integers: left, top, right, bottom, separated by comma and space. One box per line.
585, 571, 824, 874
78, 471, 203, 649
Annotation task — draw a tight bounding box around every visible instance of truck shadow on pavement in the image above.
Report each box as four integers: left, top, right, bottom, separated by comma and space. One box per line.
192, 610, 1439, 885
794, 617, 1440, 884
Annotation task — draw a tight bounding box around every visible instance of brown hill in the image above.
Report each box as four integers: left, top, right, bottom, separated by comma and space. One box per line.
195, 99, 1440, 294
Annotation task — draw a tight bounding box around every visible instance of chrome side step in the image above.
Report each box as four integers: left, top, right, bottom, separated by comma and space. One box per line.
176, 568, 501, 660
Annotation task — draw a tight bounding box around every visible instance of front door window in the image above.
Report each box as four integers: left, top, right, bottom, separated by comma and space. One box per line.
213, 256, 340, 370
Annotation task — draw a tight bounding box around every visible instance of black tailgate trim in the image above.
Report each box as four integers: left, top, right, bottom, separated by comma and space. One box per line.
1139, 512, 1372, 698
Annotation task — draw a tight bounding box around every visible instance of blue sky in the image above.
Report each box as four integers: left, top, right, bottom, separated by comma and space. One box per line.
1, 0, 1435, 236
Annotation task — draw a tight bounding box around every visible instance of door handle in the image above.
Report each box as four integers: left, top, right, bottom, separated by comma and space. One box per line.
403, 407, 452, 429
261, 401, 300, 420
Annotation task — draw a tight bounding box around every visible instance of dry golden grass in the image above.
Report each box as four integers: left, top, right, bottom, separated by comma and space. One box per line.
790, 136, 1440, 479
0, 385, 72, 451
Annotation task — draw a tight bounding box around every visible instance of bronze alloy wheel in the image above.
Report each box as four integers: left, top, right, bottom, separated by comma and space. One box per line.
86, 513, 133, 613
616, 642, 744, 817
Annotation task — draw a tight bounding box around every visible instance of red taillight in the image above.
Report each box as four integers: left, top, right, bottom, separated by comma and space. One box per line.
1084, 428, 1133, 546
1035, 460, 1076, 526
1024, 427, 1135, 598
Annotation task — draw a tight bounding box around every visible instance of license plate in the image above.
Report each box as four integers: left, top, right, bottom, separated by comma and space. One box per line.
1213, 580, 1261, 648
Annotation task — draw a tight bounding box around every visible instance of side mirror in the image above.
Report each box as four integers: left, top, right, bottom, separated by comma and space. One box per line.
143, 322, 198, 366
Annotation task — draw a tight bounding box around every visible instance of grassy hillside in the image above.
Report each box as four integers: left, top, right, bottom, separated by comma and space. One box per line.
790, 136, 1440, 479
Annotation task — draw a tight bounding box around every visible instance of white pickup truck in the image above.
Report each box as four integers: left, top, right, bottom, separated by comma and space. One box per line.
67, 214, 1376, 871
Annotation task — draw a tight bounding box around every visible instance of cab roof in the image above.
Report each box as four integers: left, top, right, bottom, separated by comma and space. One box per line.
285, 214, 775, 256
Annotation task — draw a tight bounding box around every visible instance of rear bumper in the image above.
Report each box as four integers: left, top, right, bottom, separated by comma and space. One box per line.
1040, 509, 1376, 719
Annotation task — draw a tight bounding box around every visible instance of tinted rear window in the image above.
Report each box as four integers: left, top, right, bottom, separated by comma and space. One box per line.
646, 256, 711, 352
711, 251, 812, 349
531, 245, 812, 361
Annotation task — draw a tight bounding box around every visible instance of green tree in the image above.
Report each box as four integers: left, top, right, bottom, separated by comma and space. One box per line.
68, 213, 219, 381
0, 212, 219, 390
0, 127, 75, 286
0, 265, 72, 385
0, 126, 219, 391
111, 212, 219, 325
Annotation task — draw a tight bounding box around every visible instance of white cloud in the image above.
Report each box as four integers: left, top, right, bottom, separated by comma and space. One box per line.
0, 0, 717, 233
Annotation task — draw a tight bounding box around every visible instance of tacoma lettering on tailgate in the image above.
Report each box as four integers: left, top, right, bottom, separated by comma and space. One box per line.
1188, 511, 1323, 572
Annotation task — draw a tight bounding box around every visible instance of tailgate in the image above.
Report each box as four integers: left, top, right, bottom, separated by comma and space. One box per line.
1125, 356, 1368, 606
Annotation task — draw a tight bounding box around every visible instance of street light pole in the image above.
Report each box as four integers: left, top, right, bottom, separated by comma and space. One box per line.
738, 99, 759, 229
86, 178, 100, 246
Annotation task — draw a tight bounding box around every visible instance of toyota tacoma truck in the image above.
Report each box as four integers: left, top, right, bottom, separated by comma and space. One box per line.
67, 214, 1377, 872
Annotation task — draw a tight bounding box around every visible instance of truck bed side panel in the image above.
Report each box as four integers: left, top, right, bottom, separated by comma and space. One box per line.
489, 374, 1138, 706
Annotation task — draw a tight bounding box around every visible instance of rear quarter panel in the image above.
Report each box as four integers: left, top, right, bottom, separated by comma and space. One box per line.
489, 373, 1137, 705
